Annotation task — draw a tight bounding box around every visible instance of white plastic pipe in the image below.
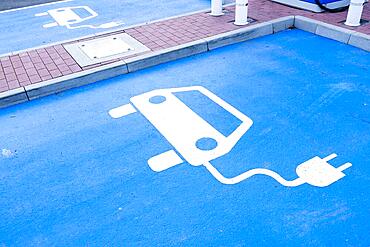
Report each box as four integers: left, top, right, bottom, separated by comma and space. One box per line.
345, 0, 365, 26
234, 0, 249, 25
210, 0, 224, 16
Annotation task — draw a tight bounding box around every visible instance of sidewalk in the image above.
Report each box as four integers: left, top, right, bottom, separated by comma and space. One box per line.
0, 0, 369, 106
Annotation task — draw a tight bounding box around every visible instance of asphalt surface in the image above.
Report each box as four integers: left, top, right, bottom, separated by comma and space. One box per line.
1, 29, 369, 246
0, 0, 62, 11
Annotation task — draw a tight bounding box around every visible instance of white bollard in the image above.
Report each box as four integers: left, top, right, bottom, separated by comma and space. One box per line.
345, 0, 365, 26
234, 0, 249, 25
210, 0, 224, 16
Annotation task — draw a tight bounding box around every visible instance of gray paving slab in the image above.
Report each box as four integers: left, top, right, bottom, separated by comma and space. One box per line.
64, 33, 150, 67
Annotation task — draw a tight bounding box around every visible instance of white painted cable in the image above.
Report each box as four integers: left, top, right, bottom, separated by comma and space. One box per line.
203, 161, 305, 186
66, 22, 124, 29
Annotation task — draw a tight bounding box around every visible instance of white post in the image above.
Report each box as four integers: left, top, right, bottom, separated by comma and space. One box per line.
210, 0, 224, 16
345, 0, 365, 26
234, 0, 249, 25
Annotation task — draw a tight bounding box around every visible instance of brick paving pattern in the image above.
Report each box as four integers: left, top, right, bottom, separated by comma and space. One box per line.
0, 45, 81, 92
0, 1, 369, 94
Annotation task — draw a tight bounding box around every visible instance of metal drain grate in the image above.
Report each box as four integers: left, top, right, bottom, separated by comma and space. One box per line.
64, 33, 150, 67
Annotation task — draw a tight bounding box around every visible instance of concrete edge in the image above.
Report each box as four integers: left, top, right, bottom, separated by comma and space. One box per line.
205, 16, 294, 50
124, 39, 208, 73
0, 87, 28, 109
315, 20, 356, 44
348, 31, 370, 52
205, 21, 273, 50
273, 15, 295, 33
24, 60, 128, 100
294, 15, 370, 51
294, 15, 321, 34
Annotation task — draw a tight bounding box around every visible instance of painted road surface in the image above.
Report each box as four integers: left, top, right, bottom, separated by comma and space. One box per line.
0, 0, 64, 11
0, 0, 232, 55
0, 30, 369, 246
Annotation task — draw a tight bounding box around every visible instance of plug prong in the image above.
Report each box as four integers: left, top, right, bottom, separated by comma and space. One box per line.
323, 153, 337, 162
337, 162, 352, 172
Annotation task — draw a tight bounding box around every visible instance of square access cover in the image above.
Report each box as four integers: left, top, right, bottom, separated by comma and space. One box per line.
80, 37, 133, 59
64, 33, 150, 67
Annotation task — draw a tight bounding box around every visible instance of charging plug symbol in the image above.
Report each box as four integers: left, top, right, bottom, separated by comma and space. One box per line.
109, 86, 352, 188
295, 153, 352, 187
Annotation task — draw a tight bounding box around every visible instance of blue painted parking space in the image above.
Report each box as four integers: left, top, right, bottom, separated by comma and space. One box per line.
0, 30, 369, 246
0, 0, 232, 55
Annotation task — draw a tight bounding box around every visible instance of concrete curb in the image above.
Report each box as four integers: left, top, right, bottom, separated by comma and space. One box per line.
0, 15, 369, 109
348, 31, 370, 51
205, 22, 274, 50
273, 16, 295, 33
316, 22, 356, 43
0, 87, 28, 109
125, 39, 208, 73
204, 16, 294, 51
25, 60, 128, 100
294, 16, 321, 33
294, 16, 370, 51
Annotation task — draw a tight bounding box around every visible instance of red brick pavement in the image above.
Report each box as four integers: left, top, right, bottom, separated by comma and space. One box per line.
0, 45, 81, 92
0, 1, 369, 94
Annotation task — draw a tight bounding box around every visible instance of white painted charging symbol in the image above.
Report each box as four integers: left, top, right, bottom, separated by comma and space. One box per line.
35, 6, 124, 29
109, 86, 352, 187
